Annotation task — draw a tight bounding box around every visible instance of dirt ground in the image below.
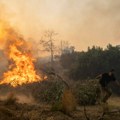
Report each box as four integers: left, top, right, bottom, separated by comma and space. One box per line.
0, 97, 120, 120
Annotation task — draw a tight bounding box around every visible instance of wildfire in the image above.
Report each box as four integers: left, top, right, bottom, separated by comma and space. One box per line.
0, 20, 42, 87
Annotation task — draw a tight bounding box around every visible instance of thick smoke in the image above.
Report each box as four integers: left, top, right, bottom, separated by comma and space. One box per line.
78, 0, 120, 47
57, 0, 120, 49
0, 0, 120, 50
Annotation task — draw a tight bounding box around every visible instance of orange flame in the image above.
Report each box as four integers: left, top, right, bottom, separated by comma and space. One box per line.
0, 20, 42, 87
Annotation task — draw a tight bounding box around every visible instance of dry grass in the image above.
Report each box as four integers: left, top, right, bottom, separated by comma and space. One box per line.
0, 106, 14, 117
109, 97, 120, 108
0, 97, 119, 120
61, 88, 77, 114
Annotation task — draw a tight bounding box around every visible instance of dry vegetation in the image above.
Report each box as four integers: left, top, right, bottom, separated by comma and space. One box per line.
0, 97, 120, 120
0, 79, 120, 120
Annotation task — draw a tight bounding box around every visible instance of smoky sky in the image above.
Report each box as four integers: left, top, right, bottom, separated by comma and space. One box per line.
0, 0, 120, 50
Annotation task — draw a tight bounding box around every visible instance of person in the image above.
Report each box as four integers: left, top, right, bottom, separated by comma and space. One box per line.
96, 69, 120, 103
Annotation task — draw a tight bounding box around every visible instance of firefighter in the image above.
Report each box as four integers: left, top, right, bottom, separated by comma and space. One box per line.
96, 69, 120, 103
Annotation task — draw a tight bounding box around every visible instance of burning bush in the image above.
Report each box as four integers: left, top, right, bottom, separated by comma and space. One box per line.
0, 20, 44, 87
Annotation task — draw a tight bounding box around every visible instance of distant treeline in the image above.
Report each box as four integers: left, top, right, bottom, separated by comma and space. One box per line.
60, 44, 120, 80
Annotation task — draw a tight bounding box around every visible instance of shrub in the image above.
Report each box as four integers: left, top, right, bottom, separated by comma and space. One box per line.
31, 80, 64, 104
75, 80, 99, 105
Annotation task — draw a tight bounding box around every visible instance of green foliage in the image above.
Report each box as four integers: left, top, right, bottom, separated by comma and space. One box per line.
60, 52, 79, 69
31, 80, 64, 103
51, 101, 63, 111
75, 80, 99, 105
60, 44, 120, 80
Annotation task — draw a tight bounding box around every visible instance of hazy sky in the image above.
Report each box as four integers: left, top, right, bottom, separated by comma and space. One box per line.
0, 0, 120, 50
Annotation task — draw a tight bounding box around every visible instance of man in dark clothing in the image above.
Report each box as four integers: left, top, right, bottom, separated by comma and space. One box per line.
96, 69, 119, 103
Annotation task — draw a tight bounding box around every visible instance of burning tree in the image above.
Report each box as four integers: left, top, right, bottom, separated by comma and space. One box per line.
0, 20, 43, 87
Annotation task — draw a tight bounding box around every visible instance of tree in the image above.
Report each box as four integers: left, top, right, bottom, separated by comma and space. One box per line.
60, 40, 75, 55
40, 30, 58, 67
60, 44, 120, 80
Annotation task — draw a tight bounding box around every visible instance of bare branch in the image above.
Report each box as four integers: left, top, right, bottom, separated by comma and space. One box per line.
84, 105, 90, 120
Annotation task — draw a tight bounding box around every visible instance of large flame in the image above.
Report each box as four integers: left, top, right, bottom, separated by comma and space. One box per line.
0, 20, 42, 87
